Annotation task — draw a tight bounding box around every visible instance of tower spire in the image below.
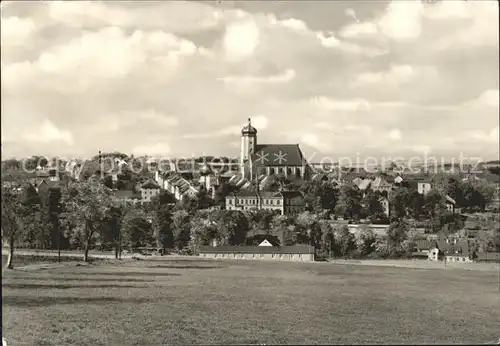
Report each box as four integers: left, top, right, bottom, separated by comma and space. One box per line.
248, 117, 251, 126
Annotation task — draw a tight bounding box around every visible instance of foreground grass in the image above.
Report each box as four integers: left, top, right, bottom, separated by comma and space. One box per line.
2, 258, 500, 345
1, 254, 94, 268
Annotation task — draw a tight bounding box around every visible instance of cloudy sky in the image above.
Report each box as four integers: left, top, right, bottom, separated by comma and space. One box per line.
1, 0, 498, 162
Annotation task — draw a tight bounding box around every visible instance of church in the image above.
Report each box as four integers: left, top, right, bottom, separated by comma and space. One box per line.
239, 118, 311, 181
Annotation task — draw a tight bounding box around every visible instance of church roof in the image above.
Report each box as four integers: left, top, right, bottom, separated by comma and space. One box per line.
251, 144, 306, 167
241, 118, 257, 135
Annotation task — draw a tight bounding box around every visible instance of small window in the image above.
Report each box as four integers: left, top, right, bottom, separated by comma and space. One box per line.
260, 254, 264, 258
276, 200, 281, 205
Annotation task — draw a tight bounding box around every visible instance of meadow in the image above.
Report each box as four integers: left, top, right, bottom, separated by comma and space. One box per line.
2, 256, 499, 345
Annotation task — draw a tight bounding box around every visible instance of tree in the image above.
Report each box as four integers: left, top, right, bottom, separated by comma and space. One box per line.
121, 207, 151, 251
218, 210, 249, 245
299, 181, 338, 214
61, 182, 113, 262
172, 210, 191, 250
362, 191, 386, 223
213, 182, 234, 207
333, 225, 355, 257
189, 214, 218, 250
270, 214, 295, 245
383, 220, 410, 257
408, 190, 425, 220
335, 185, 363, 220
389, 187, 410, 221
150, 196, 174, 251
245, 209, 275, 234
473, 180, 496, 209
485, 228, 500, 252
103, 175, 114, 189
99, 205, 127, 257
424, 189, 447, 232
2, 188, 23, 269
319, 220, 334, 258
195, 185, 214, 210
446, 177, 464, 207
295, 211, 322, 247
354, 227, 376, 257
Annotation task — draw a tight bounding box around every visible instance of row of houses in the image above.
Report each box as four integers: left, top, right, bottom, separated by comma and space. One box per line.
225, 190, 306, 215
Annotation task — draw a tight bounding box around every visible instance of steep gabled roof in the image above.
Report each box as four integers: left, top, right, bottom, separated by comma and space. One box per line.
251, 144, 307, 167
141, 179, 160, 189
371, 177, 391, 188
358, 179, 372, 190
230, 190, 258, 198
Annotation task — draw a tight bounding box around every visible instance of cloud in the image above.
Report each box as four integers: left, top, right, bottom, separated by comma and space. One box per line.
378, 1, 424, 42
223, 18, 260, 61
250, 115, 269, 130
0, 1, 497, 160
309, 96, 371, 112
344, 8, 358, 22
339, 22, 378, 39
354, 64, 417, 85
465, 127, 499, 144
132, 142, 171, 156
473, 89, 499, 108
339, 0, 498, 50
22, 120, 73, 145
182, 115, 269, 140
388, 129, 402, 141
2, 26, 205, 93
46, 1, 224, 33
300, 133, 332, 153
219, 69, 296, 85
1, 16, 36, 46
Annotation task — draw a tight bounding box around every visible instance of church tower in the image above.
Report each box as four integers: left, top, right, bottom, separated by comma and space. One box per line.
240, 118, 257, 178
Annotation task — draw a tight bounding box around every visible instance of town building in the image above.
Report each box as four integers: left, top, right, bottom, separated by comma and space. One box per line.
417, 234, 473, 263
225, 190, 306, 215
445, 195, 460, 214
417, 178, 433, 195
162, 173, 199, 202
140, 179, 161, 203
199, 239, 315, 262
112, 190, 142, 205
239, 118, 311, 181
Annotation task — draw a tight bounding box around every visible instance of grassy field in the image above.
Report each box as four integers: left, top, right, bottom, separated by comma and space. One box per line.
1, 254, 91, 268
2, 257, 500, 345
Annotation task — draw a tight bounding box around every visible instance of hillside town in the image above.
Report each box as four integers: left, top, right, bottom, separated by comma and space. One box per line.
2, 119, 499, 266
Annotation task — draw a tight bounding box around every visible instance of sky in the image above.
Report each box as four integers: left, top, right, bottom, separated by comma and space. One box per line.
1, 0, 499, 162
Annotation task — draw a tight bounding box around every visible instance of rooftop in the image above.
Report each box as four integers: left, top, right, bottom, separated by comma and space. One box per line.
251, 144, 307, 167
199, 244, 315, 254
